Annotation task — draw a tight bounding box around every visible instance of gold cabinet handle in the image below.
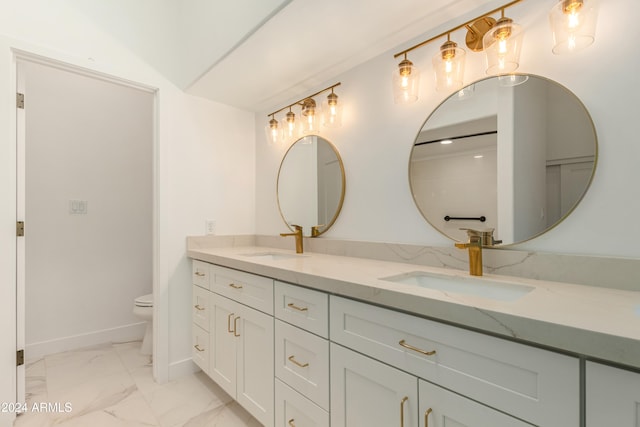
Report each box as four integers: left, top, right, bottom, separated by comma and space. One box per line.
194, 304, 205, 311
399, 339, 436, 356
424, 408, 432, 427
194, 344, 205, 352
227, 313, 235, 333
288, 419, 296, 427
194, 271, 205, 277
287, 302, 308, 312
233, 316, 240, 337
229, 283, 243, 289
400, 396, 408, 427
288, 355, 309, 368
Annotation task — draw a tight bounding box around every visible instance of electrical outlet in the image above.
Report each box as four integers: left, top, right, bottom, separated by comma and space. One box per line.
205, 219, 216, 235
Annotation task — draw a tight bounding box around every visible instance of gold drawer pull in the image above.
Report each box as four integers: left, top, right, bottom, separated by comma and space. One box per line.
399, 339, 436, 356
288, 419, 296, 427
400, 396, 408, 427
287, 302, 308, 312
424, 408, 432, 427
229, 283, 243, 289
194, 304, 205, 311
194, 344, 205, 352
288, 355, 309, 368
194, 271, 205, 277
227, 313, 235, 333
233, 316, 241, 337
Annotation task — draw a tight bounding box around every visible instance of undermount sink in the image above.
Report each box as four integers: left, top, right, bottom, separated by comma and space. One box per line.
242, 252, 308, 261
380, 271, 534, 302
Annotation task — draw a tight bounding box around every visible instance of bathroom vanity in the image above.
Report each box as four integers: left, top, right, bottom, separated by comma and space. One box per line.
188, 242, 640, 427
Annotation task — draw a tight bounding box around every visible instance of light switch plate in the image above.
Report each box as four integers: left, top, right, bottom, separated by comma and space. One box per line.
69, 200, 88, 215
205, 219, 216, 235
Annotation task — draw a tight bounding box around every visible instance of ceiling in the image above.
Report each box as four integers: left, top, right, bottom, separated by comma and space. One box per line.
183, 0, 503, 112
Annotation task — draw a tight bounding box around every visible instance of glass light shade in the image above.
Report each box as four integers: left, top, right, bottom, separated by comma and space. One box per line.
300, 98, 321, 135
455, 83, 475, 100
549, 0, 597, 54
282, 110, 299, 143
483, 17, 524, 75
322, 92, 343, 128
265, 117, 280, 145
498, 74, 529, 86
432, 40, 466, 92
392, 58, 420, 104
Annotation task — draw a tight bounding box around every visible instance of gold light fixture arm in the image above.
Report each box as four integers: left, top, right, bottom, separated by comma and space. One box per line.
267, 82, 341, 118
393, 0, 523, 58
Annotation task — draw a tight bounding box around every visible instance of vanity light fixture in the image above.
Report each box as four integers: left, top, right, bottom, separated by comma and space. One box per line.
265, 114, 280, 145
433, 34, 466, 91
482, 9, 524, 75
549, 0, 597, 54
392, 0, 525, 102
266, 82, 342, 145
282, 107, 298, 141
323, 87, 342, 128
392, 53, 420, 104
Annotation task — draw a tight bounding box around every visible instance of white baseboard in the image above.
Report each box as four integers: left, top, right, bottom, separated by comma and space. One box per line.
168, 357, 200, 381
25, 322, 146, 361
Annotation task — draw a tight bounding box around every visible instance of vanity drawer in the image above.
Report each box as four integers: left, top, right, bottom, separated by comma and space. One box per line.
275, 281, 329, 338
275, 379, 329, 427
192, 324, 209, 374
210, 265, 274, 315
192, 260, 210, 289
192, 285, 210, 331
275, 320, 329, 410
330, 296, 579, 426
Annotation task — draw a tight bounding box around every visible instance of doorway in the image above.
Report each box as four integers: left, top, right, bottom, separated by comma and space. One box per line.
16, 56, 155, 404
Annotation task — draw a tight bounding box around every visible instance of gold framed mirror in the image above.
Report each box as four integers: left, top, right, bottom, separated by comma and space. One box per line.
277, 135, 346, 237
409, 74, 597, 245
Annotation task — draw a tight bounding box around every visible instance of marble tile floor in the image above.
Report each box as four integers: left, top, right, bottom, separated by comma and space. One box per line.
14, 341, 262, 427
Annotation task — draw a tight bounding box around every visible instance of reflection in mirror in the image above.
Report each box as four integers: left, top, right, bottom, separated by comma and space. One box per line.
277, 135, 345, 237
409, 75, 597, 245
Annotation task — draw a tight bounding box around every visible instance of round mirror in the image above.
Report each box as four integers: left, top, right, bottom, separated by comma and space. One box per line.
277, 135, 345, 237
409, 74, 597, 245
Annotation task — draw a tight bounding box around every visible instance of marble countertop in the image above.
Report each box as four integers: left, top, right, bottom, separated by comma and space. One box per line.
187, 244, 640, 370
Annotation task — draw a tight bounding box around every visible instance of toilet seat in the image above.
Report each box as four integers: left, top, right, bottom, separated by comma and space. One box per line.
135, 293, 153, 307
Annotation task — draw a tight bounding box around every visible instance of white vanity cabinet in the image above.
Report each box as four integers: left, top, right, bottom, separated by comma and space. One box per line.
330, 295, 580, 426
586, 361, 640, 426
192, 263, 274, 427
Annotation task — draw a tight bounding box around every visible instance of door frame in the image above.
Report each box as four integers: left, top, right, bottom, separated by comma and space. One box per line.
11, 49, 164, 404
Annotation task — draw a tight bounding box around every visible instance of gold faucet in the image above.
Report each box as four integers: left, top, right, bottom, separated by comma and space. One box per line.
455, 235, 483, 276
311, 224, 325, 237
280, 224, 303, 253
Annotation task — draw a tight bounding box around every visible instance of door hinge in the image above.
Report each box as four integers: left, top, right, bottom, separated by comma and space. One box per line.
17, 349, 24, 367
16, 92, 24, 109
17, 221, 24, 237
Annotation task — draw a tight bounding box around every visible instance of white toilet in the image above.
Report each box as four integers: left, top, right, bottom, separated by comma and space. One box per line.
133, 293, 153, 355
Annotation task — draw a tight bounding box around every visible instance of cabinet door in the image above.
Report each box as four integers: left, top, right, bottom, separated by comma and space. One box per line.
209, 294, 237, 398
237, 303, 274, 427
331, 343, 418, 427
419, 380, 530, 427
586, 362, 640, 426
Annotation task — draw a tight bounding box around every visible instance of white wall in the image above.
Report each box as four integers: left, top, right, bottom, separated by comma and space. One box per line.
23, 60, 153, 358
256, 0, 640, 259
0, 2, 255, 422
